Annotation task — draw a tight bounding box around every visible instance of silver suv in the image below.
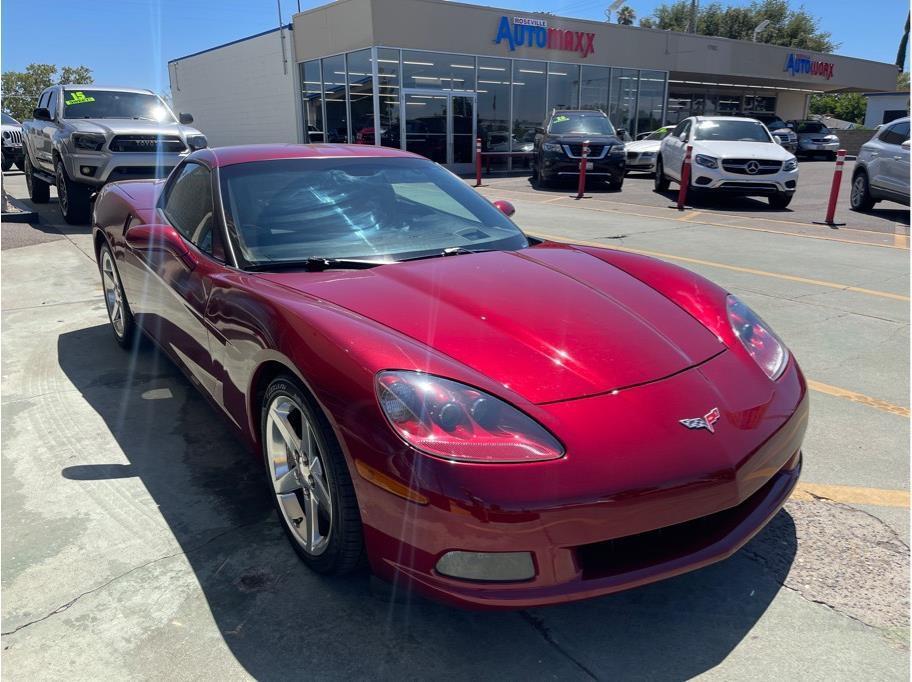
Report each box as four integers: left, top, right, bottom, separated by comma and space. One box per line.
21, 85, 206, 223
851, 117, 910, 210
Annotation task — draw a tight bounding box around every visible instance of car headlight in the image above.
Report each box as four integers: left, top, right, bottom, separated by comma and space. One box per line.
375, 370, 564, 463
640, 151, 656, 158
542, 142, 562, 153
694, 154, 718, 169
610, 145, 626, 156
71, 132, 106, 151
783, 158, 798, 171
1, 131, 9, 139
726, 295, 789, 380
186, 134, 208, 150
825, 134, 839, 141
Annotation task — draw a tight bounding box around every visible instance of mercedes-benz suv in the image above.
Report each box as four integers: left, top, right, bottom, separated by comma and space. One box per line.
532, 110, 626, 189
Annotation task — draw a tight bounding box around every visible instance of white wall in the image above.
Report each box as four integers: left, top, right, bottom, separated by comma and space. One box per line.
775, 91, 808, 120
169, 28, 299, 147
864, 94, 910, 128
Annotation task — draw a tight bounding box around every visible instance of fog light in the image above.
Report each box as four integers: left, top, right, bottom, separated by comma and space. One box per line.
785, 180, 796, 189
80, 166, 97, 177
695, 176, 712, 186
435, 551, 535, 582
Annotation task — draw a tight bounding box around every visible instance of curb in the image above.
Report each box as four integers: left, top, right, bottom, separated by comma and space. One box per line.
1, 193, 38, 224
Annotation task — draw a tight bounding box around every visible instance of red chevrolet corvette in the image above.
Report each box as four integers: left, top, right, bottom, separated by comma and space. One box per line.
92, 144, 806, 609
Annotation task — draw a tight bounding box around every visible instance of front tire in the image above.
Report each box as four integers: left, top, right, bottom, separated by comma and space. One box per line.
24, 154, 50, 203
261, 376, 364, 575
56, 161, 91, 224
99, 242, 137, 348
768, 192, 793, 209
850, 171, 875, 211
654, 157, 670, 192
1, 154, 11, 172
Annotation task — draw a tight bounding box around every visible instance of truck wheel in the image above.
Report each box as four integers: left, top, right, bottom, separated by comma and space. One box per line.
849, 171, 875, 211
24, 154, 50, 204
55, 161, 91, 224
654, 157, 670, 192
1, 154, 11, 172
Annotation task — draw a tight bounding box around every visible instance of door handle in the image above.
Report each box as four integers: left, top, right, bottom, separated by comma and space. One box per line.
894, 155, 904, 161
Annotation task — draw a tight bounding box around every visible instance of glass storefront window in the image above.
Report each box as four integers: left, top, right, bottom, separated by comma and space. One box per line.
580, 65, 611, 114
402, 51, 475, 92
546, 63, 580, 113
512, 60, 545, 151
609, 68, 638, 137
322, 54, 348, 143
635, 70, 666, 135
476, 57, 511, 163
347, 49, 374, 145
300, 60, 324, 142
375, 48, 400, 148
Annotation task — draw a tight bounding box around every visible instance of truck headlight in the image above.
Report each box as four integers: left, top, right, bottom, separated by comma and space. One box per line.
186, 135, 208, 150
783, 158, 798, 171
610, 145, 626, 156
542, 142, 562, 153
694, 154, 718, 169
72, 133, 106, 151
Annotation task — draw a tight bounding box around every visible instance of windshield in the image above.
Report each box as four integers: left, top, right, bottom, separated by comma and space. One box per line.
220, 157, 529, 267
694, 120, 773, 143
754, 116, 787, 129
2, 112, 19, 125
548, 114, 616, 136
61, 90, 175, 122
796, 121, 829, 134
643, 127, 671, 141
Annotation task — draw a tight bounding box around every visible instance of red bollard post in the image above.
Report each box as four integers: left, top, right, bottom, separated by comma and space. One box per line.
821, 149, 847, 225
676, 145, 693, 210
475, 138, 483, 187
575, 143, 590, 199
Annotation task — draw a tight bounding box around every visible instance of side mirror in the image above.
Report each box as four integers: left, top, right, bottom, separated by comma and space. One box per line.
493, 200, 515, 217
617, 128, 627, 137
535, 127, 545, 135
902, 139, 911, 149
125, 223, 197, 268
33, 107, 52, 121
179, 113, 194, 125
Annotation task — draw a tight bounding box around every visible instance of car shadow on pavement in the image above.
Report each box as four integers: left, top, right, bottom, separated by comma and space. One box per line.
57, 323, 797, 680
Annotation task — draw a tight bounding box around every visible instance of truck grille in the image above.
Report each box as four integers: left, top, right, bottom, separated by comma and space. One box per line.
4, 130, 23, 145
108, 135, 186, 153
722, 159, 782, 175
564, 144, 606, 158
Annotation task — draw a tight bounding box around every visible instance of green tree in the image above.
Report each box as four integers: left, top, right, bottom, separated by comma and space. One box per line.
898, 71, 910, 91
1, 63, 93, 122
809, 92, 867, 125
616, 5, 636, 25
640, 0, 836, 52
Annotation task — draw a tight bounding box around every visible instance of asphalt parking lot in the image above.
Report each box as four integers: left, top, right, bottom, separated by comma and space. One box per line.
1, 166, 909, 680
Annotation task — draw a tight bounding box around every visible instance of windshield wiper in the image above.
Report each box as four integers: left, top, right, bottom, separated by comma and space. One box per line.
246, 257, 388, 272
397, 247, 492, 263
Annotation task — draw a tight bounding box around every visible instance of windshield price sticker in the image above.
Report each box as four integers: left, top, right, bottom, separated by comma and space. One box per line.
65, 91, 95, 106
553, 115, 570, 123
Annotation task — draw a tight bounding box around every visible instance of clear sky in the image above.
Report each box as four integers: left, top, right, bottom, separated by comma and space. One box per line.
1, 0, 908, 94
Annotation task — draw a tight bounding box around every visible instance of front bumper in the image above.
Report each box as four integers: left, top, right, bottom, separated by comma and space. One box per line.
690, 163, 798, 196
626, 152, 657, 172
2, 144, 23, 161
354, 351, 808, 609
799, 141, 839, 153
542, 151, 625, 181
64, 150, 187, 186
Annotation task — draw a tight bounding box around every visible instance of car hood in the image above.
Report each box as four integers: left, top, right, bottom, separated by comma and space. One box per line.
63, 119, 200, 137
546, 133, 622, 146
626, 139, 661, 153
261, 245, 723, 404
691, 140, 794, 160
2, 124, 22, 133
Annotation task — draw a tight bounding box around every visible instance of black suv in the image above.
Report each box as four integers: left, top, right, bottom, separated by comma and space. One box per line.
532, 110, 626, 189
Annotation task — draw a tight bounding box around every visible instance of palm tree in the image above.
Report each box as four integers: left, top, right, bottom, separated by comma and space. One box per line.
897, 11, 910, 69
616, 5, 635, 25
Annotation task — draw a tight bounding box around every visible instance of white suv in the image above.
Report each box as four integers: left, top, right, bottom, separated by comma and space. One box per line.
851, 117, 909, 210
655, 116, 799, 208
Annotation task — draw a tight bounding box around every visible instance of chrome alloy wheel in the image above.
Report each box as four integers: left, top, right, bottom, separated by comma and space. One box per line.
850, 176, 866, 206
101, 249, 125, 338
266, 395, 333, 555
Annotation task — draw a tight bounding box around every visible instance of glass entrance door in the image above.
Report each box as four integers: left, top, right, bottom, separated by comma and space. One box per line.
402, 91, 476, 171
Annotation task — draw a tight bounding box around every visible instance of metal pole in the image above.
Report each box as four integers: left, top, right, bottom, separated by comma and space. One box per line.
820, 149, 847, 225
475, 137, 483, 186
277, 0, 288, 75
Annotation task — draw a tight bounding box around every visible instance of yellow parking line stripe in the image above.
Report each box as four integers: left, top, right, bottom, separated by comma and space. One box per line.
531, 232, 911, 302
806, 379, 910, 417
677, 210, 703, 222
894, 223, 909, 248
791, 483, 910, 508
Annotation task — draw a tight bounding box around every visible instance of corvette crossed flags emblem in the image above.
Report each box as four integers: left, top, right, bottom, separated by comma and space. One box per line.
679, 407, 721, 434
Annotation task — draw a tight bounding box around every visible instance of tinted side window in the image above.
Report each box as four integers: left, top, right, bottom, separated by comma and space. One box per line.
37, 91, 50, 109
162, 163, 214, 253
47, 89, 58, 119
881, 121, 909, 146
672, 121, 687, 137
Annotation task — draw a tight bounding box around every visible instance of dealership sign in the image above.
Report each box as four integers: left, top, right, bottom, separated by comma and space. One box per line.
784, 53, 834, 80
494, 16, 596, 58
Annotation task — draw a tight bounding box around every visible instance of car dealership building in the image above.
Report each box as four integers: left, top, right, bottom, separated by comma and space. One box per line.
169, 0, 899, 172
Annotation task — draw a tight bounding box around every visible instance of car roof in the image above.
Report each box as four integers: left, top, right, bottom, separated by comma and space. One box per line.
690, 116, 764, 123
550, 110, 607, 116
57, 85, 157, 95
194, 144, 423, 168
